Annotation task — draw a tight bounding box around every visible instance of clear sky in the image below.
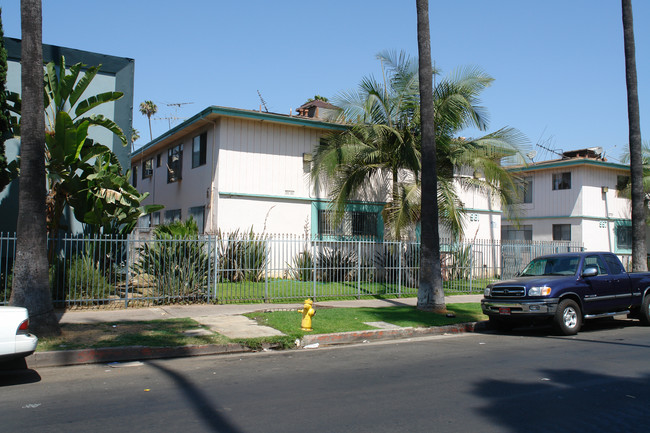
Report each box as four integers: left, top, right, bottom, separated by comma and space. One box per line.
2, 0, 648, 163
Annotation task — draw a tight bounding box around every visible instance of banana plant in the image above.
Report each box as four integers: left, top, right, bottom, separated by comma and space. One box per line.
68, 152, 163, 236
8, 56, 160, 238
43, 57, 126, 145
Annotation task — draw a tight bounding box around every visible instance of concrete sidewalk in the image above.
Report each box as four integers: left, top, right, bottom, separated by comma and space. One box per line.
25, 295, 485, 368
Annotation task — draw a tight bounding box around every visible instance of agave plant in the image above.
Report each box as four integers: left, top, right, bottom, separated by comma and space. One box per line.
216, 228, 269, 283
316, 248, 358, 282
133, 218, 213, 302
287, 250, 314, 281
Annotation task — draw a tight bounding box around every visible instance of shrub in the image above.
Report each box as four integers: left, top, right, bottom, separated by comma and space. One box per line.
64, 252, 112, 300
317, 248, 358, 282
133, 218, 213, 301
287, 250, 314, 281
216, 228, 268, 282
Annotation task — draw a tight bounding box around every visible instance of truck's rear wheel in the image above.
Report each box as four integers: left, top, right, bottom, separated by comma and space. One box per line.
554, 299, 582, 335
640, 296, 650, 325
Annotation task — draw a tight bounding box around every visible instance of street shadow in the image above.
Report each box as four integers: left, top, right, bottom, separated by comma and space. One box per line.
482, 317, 644, 338
472, 368, 650, 432
147, 360, 243, 433
0, 358, 41, 386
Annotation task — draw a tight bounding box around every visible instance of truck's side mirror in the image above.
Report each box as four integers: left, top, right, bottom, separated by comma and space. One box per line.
582, 266, 598, 278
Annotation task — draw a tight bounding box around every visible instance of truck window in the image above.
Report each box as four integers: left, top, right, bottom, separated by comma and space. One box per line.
584, 255, 608, 275
603, 255, 624, 275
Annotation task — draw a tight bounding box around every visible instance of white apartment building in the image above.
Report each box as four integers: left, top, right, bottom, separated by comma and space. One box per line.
502, 147, 640, 255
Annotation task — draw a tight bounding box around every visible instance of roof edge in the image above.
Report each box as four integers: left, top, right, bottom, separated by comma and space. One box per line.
131, 105, 347, 157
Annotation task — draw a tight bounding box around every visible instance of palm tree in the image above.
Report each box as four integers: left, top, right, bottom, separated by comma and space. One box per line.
0, 8, 11, 193
312, 51, 526, 241
416, 0, 445, 312
311, 50, 420, 239
139, 100, 157, 141
621, 0, 647, 271
620, 141, 650, 224
130, 128, 140, 153
10, 0, 60, 336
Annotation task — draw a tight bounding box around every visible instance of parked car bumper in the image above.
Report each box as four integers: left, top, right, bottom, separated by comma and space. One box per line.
0, 334, 38, 361
481, 298, 559, 316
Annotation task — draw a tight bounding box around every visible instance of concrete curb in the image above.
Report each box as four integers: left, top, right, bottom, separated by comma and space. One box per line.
300, 321, 489, 347
26, 343, 253, 368
25, 321, 491, 368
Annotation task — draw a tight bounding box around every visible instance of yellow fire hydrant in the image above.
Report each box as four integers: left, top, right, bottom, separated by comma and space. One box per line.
299, 299, 316, 331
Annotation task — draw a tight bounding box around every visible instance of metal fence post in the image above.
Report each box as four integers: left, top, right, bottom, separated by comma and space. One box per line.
312, 240, 317, 301
213, 235, 219, 302
357, 240, 361, 300
398, 241, 402, 298
264, 239, 269, 302
124, 235, 130, 309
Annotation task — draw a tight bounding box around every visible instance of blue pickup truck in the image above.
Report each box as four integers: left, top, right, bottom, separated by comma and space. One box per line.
481, 252, 650, 335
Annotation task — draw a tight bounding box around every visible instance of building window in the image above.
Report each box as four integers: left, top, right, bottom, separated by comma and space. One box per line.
552, 172, 571, 190
164, 209, 181, 223
521, 177, 532, 203
156, 153, 161, 168
552, 224, 571, 241
616, 175, 630, 197
132, 166, 138, 187
152, 211, 161, 227
138, 214, 151, 230
616, 224, 632, 251
167, 144, 183, 183
501, 225, 532, 241
318, 209, 379, 239
188, 206, 205, 234
192, 133, 207, 168
142, 158, 153, 179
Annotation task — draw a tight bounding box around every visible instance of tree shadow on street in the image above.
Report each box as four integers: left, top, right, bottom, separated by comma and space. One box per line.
147, 360, 243, 433
472, 368, 650, 433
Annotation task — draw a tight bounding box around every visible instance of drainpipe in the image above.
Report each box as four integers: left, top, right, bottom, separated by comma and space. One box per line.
209, 119, 218, 232
603, 186, 612, 252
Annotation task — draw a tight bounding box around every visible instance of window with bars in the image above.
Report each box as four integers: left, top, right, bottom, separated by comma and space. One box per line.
317, 209, 379, 239
616, 224, 632, 251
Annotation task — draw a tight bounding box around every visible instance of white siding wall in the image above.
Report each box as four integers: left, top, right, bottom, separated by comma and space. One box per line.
212, 117, 324, 234
136, 126, 215, 224
506, 162, 633, 252
217, 117, 320, 198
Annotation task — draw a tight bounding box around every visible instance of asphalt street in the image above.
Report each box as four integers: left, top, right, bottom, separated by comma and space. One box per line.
3, 320, 650, 433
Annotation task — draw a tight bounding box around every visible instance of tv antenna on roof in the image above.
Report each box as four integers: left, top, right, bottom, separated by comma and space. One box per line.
162, 102, 194, 129
536, 138, 564, 159
257, 90, 269, 113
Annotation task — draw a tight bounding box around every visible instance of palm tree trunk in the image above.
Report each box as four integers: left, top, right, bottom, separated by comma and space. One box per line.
416, 0, 445, 312
392, 169, 401, 239
10, 0, 60, 336
622, 0, 647, 271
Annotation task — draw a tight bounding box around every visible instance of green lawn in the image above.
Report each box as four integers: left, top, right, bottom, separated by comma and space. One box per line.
36, 303, 487, 352
246, 303, 487, 339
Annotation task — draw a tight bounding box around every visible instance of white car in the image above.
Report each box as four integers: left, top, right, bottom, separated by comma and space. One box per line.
0, 306, 38, 361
